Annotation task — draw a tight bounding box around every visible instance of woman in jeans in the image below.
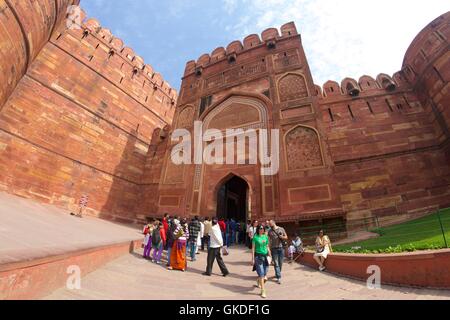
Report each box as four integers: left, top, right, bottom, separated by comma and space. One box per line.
251, 225, 272, 299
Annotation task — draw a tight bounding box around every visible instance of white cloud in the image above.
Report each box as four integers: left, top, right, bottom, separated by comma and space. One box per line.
221, 0, 448, 85
223, 0, 239, 14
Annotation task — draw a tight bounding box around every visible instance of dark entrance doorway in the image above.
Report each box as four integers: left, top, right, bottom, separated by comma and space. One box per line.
216, 176, 248, 222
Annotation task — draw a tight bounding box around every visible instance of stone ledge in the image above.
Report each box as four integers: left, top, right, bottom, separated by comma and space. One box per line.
0, 239, 142, 300
297, 249, 450, 289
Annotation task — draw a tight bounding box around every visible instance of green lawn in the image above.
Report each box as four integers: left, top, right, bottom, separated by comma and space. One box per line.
334, 209, 450, 254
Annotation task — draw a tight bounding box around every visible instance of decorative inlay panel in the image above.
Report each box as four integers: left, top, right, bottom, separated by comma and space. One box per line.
278, 73, 309, 102
285, 126, 323, 171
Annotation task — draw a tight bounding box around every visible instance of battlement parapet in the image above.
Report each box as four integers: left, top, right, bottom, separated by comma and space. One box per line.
72, 15, 177, 102
183, 21, 299, 76
317, 72, 410, 100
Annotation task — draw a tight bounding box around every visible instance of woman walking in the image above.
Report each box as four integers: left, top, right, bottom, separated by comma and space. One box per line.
252, 225, 271, 299
168, 218, 189, 272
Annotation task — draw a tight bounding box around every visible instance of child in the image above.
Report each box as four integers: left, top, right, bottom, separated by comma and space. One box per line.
143, 223, 154, 259
144, 224, 152, 259
152, 222, 166, 264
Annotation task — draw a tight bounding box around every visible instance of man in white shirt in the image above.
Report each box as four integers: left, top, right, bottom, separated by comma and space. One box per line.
203, 217, 229, 277
202, 217, 212, 251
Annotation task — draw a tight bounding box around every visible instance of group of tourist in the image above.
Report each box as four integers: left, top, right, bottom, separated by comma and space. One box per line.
142, 215, 190, 272
142, 214, 229, 273
142, 214, 332, 299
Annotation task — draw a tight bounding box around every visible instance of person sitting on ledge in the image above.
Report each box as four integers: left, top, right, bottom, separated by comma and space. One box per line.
313, 230, 333, 272
288, 233, 304, 263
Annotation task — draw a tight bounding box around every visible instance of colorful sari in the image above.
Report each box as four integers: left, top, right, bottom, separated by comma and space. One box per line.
170, 239, 187, 271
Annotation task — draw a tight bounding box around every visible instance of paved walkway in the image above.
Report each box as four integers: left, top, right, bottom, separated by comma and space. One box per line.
45, 247, 450, 300
0, 192, 141, 265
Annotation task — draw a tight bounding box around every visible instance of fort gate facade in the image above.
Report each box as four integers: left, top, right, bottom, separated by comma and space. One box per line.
0, 2, 448, 232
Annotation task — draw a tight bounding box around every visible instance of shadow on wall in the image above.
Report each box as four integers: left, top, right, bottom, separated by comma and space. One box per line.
98, 130, 140, 224
136, 126, 172, 220
97, 126, 168, 225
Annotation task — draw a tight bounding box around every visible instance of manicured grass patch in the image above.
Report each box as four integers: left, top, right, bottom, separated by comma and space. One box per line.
334, 209, 450, 254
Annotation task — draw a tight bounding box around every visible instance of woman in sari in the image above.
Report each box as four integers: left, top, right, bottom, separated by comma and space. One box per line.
168, 218, 189, 272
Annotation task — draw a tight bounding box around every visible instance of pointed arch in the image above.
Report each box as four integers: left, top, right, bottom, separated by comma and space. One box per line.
213, 172, 252, 221
213, 172, 252, 197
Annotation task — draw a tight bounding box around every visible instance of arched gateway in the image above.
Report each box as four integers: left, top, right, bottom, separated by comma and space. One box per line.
192, 93, 274, 219
216, 174, 250, 222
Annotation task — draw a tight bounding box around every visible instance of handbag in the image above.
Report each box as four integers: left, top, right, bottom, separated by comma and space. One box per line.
272, 228, 288, 248
175, 227, 185, 240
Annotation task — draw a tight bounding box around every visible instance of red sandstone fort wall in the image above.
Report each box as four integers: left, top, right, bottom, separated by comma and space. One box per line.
155, 13, 450, 226
315, 12, 450, 224
317, 75, 450, 223
0, 2, 448, 226
0, 4, 177, 222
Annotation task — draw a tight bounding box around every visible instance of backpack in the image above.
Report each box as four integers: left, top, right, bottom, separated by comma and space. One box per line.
152, 227, 161, 246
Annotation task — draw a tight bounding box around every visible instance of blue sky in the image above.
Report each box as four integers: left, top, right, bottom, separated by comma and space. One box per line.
82, 0, 448, 91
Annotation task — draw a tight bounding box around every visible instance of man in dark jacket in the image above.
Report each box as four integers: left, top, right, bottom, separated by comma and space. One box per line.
188, 216, 202, 262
